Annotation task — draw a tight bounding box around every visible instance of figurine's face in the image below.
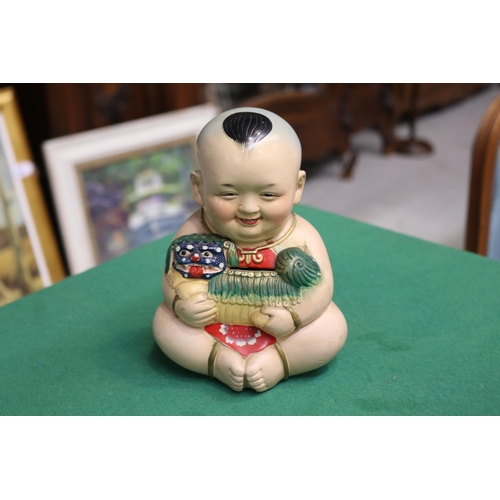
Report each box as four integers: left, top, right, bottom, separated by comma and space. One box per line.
192, 134, 305, 246
173, 239, 227, 279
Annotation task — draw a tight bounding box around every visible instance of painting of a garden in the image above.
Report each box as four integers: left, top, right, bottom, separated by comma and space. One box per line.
79, 141, 198, 263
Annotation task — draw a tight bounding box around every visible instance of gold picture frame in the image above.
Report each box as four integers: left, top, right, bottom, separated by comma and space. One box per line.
0, 87, 65, 305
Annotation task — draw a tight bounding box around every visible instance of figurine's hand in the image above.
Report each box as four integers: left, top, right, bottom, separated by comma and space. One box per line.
176, 280, 208, 300
175, 293, 217, 328
250, 307, 295, 338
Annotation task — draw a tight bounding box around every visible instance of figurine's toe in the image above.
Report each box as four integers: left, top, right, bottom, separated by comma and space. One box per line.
246, 368, 262, 383
228, 378, 244, 392
246, 369, 270, 392
227, 366, 245, 392
245, 347, 285, 393
214, 345, 245, 392
250, 378, 268, 392
254, 384, 268, 393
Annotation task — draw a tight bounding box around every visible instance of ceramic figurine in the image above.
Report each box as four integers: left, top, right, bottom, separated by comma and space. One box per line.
153, 108, 347, 392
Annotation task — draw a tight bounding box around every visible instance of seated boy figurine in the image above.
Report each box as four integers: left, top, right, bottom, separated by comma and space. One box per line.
153, 108, 347, 392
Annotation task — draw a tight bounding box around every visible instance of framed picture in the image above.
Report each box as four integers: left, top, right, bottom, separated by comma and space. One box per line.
43, 103, 219, 275
0, 87, 65, 307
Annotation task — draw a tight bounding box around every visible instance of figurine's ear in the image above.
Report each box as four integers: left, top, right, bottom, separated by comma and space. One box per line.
190, 170, 203, 206
293, 170, 306, 205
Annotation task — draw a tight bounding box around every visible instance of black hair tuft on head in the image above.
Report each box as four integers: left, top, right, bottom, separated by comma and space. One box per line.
222, 111, 272, 149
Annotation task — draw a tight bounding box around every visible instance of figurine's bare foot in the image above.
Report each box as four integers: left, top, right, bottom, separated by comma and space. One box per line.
213, 344, 246, 392
245, 346, 285, 392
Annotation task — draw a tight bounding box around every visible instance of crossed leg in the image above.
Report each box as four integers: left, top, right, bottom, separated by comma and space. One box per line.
153, 300, 347, 393
244, 301, 347, 392
153, 302, 245, 391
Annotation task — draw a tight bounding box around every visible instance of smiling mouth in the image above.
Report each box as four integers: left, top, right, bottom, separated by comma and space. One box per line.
238, 217, 261, 226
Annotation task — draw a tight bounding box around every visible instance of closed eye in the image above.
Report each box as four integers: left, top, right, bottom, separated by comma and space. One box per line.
220, 192, 236, 198
261, 193, 278, 198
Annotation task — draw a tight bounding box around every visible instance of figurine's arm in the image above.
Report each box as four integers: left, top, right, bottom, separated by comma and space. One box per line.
293, 227, 334, 325
251, 217, 334, 338
162, 212, 217, 328
163, 271, 217, 328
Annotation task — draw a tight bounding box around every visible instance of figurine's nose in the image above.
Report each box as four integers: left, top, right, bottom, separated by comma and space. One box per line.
191, 254, 200, 262
238, 196, 259, 216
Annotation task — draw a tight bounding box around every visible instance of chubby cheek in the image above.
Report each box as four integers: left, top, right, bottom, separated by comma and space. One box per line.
264, 200, 292, 223
206, 199, 235, 222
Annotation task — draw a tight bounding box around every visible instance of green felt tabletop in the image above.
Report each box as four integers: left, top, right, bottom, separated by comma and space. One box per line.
1, 205, 499, 416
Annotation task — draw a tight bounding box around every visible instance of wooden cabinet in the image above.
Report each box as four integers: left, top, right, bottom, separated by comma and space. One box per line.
394, 83, 489, 116
43, 83, 205, 136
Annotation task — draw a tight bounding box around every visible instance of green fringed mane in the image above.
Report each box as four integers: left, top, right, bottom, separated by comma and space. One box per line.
207, 248, 321, 306
208, 269, 301, 306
